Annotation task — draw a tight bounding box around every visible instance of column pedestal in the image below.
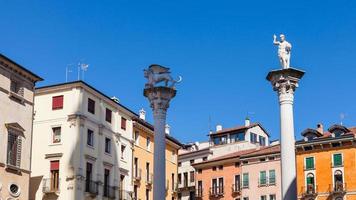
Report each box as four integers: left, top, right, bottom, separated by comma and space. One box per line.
266, 68, 305, 200
144, 86, 176, 200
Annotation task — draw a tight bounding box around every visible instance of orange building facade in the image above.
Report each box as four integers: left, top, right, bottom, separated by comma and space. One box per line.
296, 124, 356, 200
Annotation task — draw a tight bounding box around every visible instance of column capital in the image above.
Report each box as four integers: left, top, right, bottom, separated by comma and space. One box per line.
266, 68, 305, 102
144, 86, 177, 113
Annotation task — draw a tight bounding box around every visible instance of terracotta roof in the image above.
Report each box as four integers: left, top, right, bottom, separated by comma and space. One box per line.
192, 148, 257, 166
209, 123, 269, 136
320, 126, 356, 138
240, 145, 280, 158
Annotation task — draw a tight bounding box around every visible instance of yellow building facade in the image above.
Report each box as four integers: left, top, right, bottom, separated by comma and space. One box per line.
296, 124, 356, 200
132, 115, 181, 200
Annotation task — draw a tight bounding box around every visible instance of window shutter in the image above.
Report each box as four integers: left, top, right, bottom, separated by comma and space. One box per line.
121, 117, 127, 130
16, 136, 22, 167
50, 160, 60, 170
52, 96, 64, 110
333, 154, 342, 166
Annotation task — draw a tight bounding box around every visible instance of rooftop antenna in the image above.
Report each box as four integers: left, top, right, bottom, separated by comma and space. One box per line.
246, 111, 255, 119
77, 60, 89, 81
65, 63, 74, 82
208, 115, 212, 134
340, 113, 346, 125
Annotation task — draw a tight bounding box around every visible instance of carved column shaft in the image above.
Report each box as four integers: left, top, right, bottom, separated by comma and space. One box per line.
144, 87, 176, 200
267, 68, 304, 200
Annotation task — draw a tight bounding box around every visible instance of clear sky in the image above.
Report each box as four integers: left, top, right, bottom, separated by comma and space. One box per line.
1, 0, 356, 143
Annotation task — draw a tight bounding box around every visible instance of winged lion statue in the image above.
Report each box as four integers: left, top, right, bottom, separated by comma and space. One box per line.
144, 64, 182, 88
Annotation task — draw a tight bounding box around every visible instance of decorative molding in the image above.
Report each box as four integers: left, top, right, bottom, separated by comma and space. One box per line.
45, 153, 63, 159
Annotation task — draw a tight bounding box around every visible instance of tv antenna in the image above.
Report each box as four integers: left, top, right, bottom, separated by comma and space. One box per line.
340, 113, 346, 125
77, 60, 89, 81
65, 63, 74, 82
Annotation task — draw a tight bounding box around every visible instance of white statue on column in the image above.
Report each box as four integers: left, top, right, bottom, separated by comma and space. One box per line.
273, 34, 292, 69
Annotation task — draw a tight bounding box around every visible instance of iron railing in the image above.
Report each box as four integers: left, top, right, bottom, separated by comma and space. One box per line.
209, 186, 224, 197
85, 180, 99, 195
232, 184, 241, 194
301, 184, 318, 199
103, 185, 116, 199
42, 178, 60, 194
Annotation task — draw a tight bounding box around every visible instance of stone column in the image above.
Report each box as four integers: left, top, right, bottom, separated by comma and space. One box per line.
266, 68, 304, 200
144, 86, 176, 200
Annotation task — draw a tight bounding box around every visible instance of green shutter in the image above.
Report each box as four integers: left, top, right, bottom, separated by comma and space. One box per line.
333, 154, 342, 166
269, 170, 276, 184
260, 171, 266, 185
306, 157, 314, 169
243, 173, 249, 187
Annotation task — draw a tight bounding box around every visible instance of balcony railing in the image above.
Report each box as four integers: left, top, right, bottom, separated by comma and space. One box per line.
85, 180, 99, 196
103, 185, 116, 199
329, 182, 347, 195
209, 186, 224, 197
146, 173, 153, 186
301, 184, 318, 199
42, 178, 60, 194
232, 184, 241, 195
133, 168, 142, 181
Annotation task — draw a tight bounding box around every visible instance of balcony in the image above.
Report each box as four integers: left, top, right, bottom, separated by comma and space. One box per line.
133, 168, 142, 184
329, 182, 346, 196
146, 173, 153, 187
171, 183, 178, 195
196, 189, 203, 199
103, 185, 116, 199
85, 180, 99, 196
42, 178, 60, 195
301, 184, 318, 199
231, 184, 241, 195
209, 186, 224, 198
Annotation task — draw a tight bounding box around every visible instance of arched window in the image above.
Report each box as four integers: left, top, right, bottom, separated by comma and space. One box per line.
306, 173, 315, 193
334, 170, 343, 184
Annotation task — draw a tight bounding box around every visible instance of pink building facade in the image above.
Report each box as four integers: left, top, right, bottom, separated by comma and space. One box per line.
240, 145, 281, 200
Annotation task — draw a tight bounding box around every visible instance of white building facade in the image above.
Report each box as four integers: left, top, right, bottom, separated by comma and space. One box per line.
30, 81, 135, 200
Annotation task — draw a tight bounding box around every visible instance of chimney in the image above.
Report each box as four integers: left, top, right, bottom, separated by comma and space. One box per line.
165, 124, 170, 135
139, 108, 146, 120
245, 117, 250, 127
216, 125, 223, 132
316, 123, 323, 134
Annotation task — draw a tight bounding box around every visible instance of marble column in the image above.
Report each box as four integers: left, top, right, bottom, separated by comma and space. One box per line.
266, 68, 305, 200
144, 86, 176, 200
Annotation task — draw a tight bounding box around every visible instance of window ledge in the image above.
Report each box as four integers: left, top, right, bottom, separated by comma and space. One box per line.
49, 143, 62, 146
87, 144, 95, 149
104, 152, 112, 157
9, 92, 25, 104
5, 164, 22, 173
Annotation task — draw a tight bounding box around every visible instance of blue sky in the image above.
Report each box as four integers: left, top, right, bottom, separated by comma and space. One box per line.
1, 0, 356, 143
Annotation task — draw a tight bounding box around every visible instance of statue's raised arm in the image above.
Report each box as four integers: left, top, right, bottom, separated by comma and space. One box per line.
273, 34, 292, 69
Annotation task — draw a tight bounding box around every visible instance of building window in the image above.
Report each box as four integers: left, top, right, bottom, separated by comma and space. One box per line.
203, 157, 208, 161
333, 153, 343, 167
334, 170, 344, 191
184, 172, 188, 187
105, 108, 112, 123
190, 159, 195, 164
52, 95, 64, 110
260, 195, 267, 200
269, 194, 276, 200
52, 127, 61, 143
121, 145, 126, 159
10, 80, 24, 96
230, 132, 245, 143
121, 117, 127, 130
50, 160, 60, 191
211, 178, 224, 195
87, 129, 94, 147
212, 166, 217, 171
235, 162, 240, 167
178, 173, 182, 184
197, 181, 203, 197
305, 157, 315, 170
269, 170, 276, 185
105, 138, 111, 154
7, 132, 22, 167
250, 133, 257, 143
87, 98, 95, 114
259, 171, 267, 186
306, 173, 315, 193
259, 136, 266, 146
242, 173, 249, 188
197, 169, 202, 174
190, 171, 195, 182
219, 165, 223, 170
146, 189, 149, 200
85, 162, 93, 192
243, 198, 249, 200
178, 162, 181, 167
134, 131, 139, 145
146, 137, 151, 150
212, 135, 228, 145
172, 173, 175, 190
103, 169, 110, 197
234, 175, 241, 192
